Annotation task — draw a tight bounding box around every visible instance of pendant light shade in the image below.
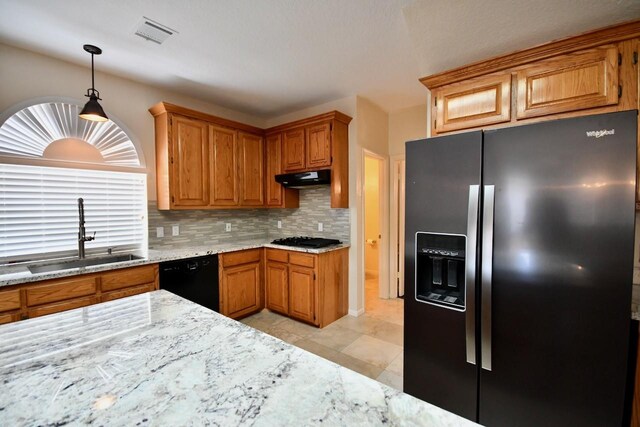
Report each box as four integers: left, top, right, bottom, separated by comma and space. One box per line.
79, 44, 108, 122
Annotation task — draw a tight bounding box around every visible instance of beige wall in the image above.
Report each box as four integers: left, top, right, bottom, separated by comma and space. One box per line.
388, 103, 427, 156
0, 43, 266, 199
364, 156, 380, 278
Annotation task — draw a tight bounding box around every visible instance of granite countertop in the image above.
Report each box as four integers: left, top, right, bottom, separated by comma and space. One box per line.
0, 290, 477, 426
0, 239, 350, 288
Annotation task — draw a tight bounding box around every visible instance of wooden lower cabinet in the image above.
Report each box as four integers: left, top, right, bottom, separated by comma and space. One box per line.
263, 248, 348, 328
27, 296, 98, 318
265, 261, 288, 315
288, 266, 316, 324
0, 263, 159, 324
101, 283, 156, 302
219, 249, 263, 319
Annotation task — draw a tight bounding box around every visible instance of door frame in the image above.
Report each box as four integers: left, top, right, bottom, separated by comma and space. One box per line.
361, 148, 389, 302
389, 154, 405, 298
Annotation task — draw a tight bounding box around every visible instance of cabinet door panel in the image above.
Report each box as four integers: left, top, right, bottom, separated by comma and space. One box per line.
239, 132, 264, 206
101, 283, 154, 303
266, 133, 283, 206
210, 125, 239, 206
434, 73, 511, 133
26, 277, 97, 307
0, 289, 20, 312
27, 296, 97, 318
306, 122, 331, 168
283, 128, 306, 172
288, 266, 315, 324
171, 116, 209, 206
101, 265, 157, 292
266, 262, 288, 315
516, 46, 619, 119
222, 262, 261, 319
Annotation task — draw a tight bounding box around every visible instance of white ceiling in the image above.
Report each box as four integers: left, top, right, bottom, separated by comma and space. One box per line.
0, 0, 639, 119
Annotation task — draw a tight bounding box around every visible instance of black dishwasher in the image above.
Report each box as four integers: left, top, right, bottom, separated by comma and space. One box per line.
159, 255, 219, 312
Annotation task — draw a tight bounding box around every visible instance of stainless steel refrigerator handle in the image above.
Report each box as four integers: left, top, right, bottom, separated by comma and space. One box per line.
481, 185, 495, 371
465, 185, 479, 365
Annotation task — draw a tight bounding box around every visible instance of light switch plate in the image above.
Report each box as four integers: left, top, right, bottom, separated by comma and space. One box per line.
172, 225, 179, 236
156, 227, 164, 238
318, 222, 323, 232
277, 220, 282, 229
225, 223, 232, 232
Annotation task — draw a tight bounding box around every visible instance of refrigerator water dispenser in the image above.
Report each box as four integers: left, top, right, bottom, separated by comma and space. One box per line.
415, 232, 466, 310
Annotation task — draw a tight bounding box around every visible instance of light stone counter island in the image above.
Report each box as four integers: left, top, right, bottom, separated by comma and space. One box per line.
0, 290, 477, 426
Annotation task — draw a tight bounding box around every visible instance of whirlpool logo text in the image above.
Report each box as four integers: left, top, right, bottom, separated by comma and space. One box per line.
585, 129, 615, 138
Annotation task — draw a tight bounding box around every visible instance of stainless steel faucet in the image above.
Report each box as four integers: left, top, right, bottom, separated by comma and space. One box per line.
77, 198, 95, 259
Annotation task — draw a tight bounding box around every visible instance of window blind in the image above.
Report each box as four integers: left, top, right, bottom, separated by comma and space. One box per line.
0, 163, 147, 263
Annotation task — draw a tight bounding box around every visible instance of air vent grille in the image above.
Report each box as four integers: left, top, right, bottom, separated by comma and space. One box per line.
134, 17, 177, 44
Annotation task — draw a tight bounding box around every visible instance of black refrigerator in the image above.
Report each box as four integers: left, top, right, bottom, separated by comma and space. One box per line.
404, 111, 637, 426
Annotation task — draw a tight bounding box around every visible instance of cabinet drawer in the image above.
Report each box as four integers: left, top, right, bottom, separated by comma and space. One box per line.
516, 46, 618, 119
221, 249, 262, 267
0, 312, 19, 325
289, 252, 315, 268
26, 277, 97, 307
27, 296, 97, 318
266, 249, 288, 263
101, 265, 157, 292
0, 289, 21, 312
101, 283, 154, 303
434, 73, 511, 133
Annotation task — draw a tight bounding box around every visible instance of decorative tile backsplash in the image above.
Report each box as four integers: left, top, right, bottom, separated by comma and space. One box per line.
266, 187, 350, 243
147, 186, 350, 249
147, 204, 268, 249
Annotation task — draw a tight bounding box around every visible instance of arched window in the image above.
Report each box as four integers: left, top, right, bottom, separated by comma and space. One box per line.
0, 100, 147, 263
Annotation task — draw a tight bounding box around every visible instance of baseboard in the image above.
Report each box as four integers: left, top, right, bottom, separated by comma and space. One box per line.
348, 307, 365, 317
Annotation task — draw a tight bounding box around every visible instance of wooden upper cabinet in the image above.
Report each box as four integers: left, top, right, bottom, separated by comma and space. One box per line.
171, 116, 210, 207
209, 125, 239, 206
433, 73, 512, 133
283, 128, 306, 172
238, 132, 264, 206
306, 122, 331, 168
265, 133, 283, 206
516, 46, 619, 119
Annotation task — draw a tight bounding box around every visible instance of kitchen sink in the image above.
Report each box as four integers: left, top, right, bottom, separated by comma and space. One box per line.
28, 254, 144, 274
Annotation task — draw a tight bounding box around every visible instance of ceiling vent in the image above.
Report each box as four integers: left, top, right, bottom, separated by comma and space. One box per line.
134, 17, 177, 44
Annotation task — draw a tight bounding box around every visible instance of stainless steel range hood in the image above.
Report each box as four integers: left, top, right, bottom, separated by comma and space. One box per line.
275, 169, 331, 189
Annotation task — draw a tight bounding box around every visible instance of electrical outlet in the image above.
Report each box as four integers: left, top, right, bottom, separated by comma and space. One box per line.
225, 223, 232, 232
156, 227, 164, 238
172, 225, 179, 236
277, 220, 282, 229
318, 222, 323, 232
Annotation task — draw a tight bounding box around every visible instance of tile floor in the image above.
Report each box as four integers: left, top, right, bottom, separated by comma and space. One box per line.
240, 277, 404, 390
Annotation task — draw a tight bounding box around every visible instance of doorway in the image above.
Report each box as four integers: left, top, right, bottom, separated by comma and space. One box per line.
390, 155, 405, 298
364, 154, 383, 303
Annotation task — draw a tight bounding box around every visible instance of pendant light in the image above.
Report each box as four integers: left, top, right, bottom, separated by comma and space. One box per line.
79, 44, 109, 122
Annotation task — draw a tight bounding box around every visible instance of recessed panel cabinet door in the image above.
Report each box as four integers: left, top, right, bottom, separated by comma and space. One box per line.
306, 122, 331, 168
266, 133, 283, 206
171, 116, 209, 207
210, 125, 239, 206
288, 266, 315, 324
516, 46, 619, 119
239, 132, 264, 206
221, 262, 261, 319
283, 128, 306, 172
433, 73, 512, 134
265, 261, 288, 315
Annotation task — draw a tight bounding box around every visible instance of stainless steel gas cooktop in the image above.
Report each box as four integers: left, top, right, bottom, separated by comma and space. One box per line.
270, 236, 341, 248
